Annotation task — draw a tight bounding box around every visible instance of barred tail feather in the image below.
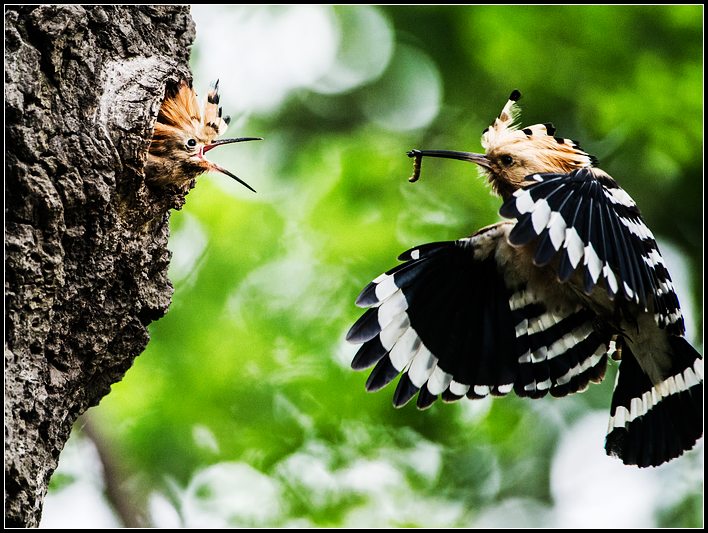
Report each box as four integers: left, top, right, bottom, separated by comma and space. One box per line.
605, 337, 703, 467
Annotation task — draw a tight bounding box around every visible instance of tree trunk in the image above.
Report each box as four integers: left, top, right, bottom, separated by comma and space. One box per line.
4, 5, 195, 526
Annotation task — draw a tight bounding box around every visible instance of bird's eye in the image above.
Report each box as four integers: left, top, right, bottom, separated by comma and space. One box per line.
500, 154, 514, 166
186, 138, 197, 148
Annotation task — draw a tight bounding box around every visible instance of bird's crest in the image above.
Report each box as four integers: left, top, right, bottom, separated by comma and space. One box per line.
482, 90, 597, 172
153, 80, 230, 146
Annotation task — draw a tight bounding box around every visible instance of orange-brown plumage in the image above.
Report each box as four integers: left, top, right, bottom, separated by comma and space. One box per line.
145, 80, 261, 192
156, 80, 201, 130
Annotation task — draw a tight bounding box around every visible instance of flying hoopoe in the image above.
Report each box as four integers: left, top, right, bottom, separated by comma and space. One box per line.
145, 79, 261, 192
346, 90, 703, 467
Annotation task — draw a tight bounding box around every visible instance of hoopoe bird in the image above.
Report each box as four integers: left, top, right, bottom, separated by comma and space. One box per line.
145, 79, 261, 192
346, 90, 703, 467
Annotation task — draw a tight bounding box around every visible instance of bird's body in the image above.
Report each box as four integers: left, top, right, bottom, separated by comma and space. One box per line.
347, 90, 702, 467
145, 79, 260, 192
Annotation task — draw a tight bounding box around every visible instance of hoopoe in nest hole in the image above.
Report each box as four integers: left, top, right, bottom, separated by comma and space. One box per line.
145, 79, 261, 193
347, 90, 702, 468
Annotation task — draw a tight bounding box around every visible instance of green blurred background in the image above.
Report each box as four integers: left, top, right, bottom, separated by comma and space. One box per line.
42, 5, 702, 528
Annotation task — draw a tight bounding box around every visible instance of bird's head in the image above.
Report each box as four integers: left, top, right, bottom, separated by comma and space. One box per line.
149, 80, 261, 192
408, 90, 596, 198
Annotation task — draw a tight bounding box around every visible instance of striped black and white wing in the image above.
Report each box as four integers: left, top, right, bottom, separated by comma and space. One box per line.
346, 223, 614, 409
499, 168, 684, 336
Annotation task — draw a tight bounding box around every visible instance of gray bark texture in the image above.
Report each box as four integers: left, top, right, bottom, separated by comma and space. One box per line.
5, 5, 195, 527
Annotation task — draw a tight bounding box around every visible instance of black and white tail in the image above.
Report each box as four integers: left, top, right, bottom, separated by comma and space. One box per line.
606, 337, 703, 467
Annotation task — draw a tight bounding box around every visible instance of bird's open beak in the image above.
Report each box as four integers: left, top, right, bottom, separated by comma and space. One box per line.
202, 137, 263, 193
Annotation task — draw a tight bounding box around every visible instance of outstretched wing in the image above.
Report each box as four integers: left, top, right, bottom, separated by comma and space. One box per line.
346, 223, 613, 409
499, 168, 684, 336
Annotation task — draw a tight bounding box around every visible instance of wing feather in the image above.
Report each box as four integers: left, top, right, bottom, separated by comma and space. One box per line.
347, 222, 612, 408
499, 168, 684, 334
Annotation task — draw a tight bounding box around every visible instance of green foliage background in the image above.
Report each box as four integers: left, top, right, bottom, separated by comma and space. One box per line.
50, 5, 702, 528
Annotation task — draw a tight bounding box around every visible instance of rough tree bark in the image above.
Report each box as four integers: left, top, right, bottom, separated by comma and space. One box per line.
5, 6, 195, 527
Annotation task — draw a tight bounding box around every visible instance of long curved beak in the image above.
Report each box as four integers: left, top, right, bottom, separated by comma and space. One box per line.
407, 149, 491, 168
406, 149, 490, 183
203, 137, 263, 193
